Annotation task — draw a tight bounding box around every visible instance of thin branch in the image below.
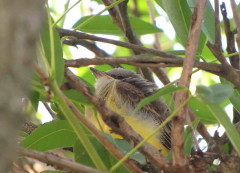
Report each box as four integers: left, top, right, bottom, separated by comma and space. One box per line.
230, 0, 240, 53
57, 28, 180, 59
18, 147, 106, 173
65, 56, 223, 74
64, 68, 173, 172
221, 2, 240, 69
42, 102, 56, 118
214, 0, 222, 48
172, 0, 207, 169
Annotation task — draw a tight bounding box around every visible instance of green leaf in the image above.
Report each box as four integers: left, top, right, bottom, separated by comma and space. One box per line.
21, 120, 77, 151
230, 89, 240, 114
104, 134, 146, 165
135, 84, 186, 111
29, 90, 40, 111
187, 0, 215, 43
189, 97, 217, 124
196, 84, 234, 104
73, 15, 162, 36
74, 136, 130, 172
207, 104, 240, 155
41, 21, 64, 85
156, 0, 206, 53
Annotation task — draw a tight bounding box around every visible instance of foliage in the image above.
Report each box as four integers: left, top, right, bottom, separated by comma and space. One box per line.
20, 0, 240, 173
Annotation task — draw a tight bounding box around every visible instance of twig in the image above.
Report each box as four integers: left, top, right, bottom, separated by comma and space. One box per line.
64, 68, 173, 172
214, 0, 222, 49
65, 56, 223, 74
172, 0, 207, 170
221, 2, 240, 69
42, 102, 56, 118
230, 0, 240, 53
18, 147, 106, 173
57, 28, 180, 59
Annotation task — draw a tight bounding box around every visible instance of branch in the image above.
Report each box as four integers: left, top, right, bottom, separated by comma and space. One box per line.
64, 68, 173, 172
18, 147, 106, 173
57, 28, 180, 59
172, 0, 207, 170
221, 2, 240, 69
230, 0, 240, 53
65, 56, 223, 75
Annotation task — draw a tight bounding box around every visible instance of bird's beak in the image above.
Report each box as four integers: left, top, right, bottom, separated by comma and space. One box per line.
90, 67, 113, 79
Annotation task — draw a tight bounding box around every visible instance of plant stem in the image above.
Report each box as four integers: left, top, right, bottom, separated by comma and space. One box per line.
51, 80, 107, 171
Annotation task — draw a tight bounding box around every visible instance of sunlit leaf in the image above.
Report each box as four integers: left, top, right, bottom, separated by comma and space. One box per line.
155, 0, 206, 53
73, 15, 162, 36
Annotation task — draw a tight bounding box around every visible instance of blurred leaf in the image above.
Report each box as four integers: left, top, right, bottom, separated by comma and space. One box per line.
41, 20, 64, 85
21, 120, 77, 151
230, 89, 240, 114
220, 78, 240, 114
74, 136, 129, 172
73, 15, 162, 36
189, 97, 217, 124
187, 0, 215, 43
156, 0, 206, 53
135, 84, 186, 111
206, 104, 240, 155
29, 90, 40, 111
196, 84, 234, 104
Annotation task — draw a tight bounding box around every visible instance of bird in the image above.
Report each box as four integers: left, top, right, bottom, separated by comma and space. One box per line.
87, 67, 171, 156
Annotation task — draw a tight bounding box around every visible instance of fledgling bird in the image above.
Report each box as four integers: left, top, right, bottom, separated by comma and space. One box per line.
88, 67, 171, 156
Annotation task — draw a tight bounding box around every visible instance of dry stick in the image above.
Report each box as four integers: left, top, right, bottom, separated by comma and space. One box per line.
221, 3, 240, 69
42, 102, 56, 118
64, 68, 173, 172
230, 0, 240, 54
57, 28, 180, 59
172, 0, 207, 170
18, 147, 107, 173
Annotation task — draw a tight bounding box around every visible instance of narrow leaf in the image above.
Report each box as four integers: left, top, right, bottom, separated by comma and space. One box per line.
207, 104, 240, 155
135, 84, 186, 111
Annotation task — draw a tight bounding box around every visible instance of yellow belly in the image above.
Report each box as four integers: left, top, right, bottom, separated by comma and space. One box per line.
85, 100, 169, 156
